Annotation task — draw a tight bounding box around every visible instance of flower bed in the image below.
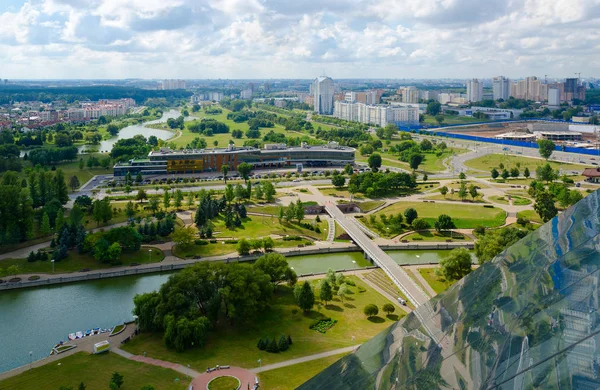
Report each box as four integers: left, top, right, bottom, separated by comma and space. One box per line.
309, 318, 338, 334
109, 324, 126, 337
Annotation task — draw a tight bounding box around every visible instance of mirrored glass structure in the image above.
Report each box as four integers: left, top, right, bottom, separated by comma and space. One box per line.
300, 191, 600, 389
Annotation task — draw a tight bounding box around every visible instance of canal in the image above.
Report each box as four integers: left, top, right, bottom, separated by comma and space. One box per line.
0, 249, 466, 373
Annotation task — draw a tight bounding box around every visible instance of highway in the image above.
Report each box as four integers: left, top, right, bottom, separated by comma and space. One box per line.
324, 202, 430, 307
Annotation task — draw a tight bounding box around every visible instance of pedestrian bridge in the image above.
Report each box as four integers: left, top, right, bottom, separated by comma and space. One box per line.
324, 202, 430, 307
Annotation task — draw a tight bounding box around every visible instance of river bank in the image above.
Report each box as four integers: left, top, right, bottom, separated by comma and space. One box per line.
0, 241, 474, 291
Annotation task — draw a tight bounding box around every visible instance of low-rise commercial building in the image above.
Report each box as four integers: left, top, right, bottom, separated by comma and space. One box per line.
113, 143, 355, 177
582, 167, 600, 183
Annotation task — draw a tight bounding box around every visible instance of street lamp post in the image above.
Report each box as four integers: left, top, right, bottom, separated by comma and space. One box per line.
29, 351, 32, 370
51, 260, 55, 274
148, 249, 152, 263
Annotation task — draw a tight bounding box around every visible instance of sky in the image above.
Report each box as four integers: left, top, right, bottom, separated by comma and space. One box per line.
0, 0, 599, 80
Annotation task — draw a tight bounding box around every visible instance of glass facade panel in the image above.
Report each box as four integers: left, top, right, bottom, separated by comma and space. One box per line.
300, 190, 600, 390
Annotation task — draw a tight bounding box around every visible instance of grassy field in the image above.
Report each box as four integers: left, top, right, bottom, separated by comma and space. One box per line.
0, 351, 190, 390
422, 114, 487, 126
0, 247, 164, 276
82, 201, 154, 229
372, 201, 506, 229
489, 195, 510, 205
122, 276, 401, 371
355, 147, 466, 174
357, 200, 385, 212
402, 231, 471, 242
517, 209, 543, 224
258, 353, 347, 389
464, 154, 590, 173
424, 193, 486, 203
211, 215, 328, 241
418, 268, 456, 294
319, 187, 366, 200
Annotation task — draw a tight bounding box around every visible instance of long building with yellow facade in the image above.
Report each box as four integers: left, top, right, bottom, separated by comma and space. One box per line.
113, 142, 355, 177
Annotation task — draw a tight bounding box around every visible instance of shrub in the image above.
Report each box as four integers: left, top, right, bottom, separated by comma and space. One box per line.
309, 318, 337, 333
483, 205, 494, 209
283, 236, 302, 241
411, 237, 423, 241
266, 338, 279, 353
344, 280, 356, 287
473, 225, 486, 236
194, 239, 208, 246
257, 339, 266, 350
209, 239, 217, 243
224, 239, 238, 244
516, 217, 529, 226
278, 335, 289, 351
357, 286, 366, 293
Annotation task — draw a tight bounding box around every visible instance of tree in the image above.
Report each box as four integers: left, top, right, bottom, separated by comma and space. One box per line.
420, 139, 433, 151
367, 153, 382, 172
537, 139, 556, 160
69, 204, 84, 227
409, 154, 423, 171
221, 164, 230, 183
435, 214, 455, 233
148, 196, 160, 214
491, 168, 499, 179
236, 238, 251, 255
92, 198, 112, 226
382, 303, 395, 316
331, 174, 346, 188
524, 167, 530, 178
458, 182, 468, 201
294, 199, 304, 223
237, 162, 252, 182
163, 191, 170, 209
277, 206, 284, 223
263, 181, 276, 202
344, 164, 354, 175
534, 190, 558, 223
69, 175, 80, 192
439, 186, 448, 198
363, 304, 379, 318
136, 189, 147, 203
296, 281, 315, 312
53, 169, 69, 204
125, 201, 135, 219
107, 124, 119, 136
438, 248, 472, 281
262, 236, 274, 252
78, 383, 86, 390
40, 212, 51, 235
510, 167, 520, 178
404, 208, 418, 225
173, 190, 184, 209
435, 114, 445, 126
468, 184, 478, 200
501, 169, 509, 180
172, 226, 196, 247
337, 284, 350, 303
319, 280, 333, 306
426, 101, 442, 116
109, 372, 124, 389
254, 253, 297, 286
458, 172, 466, 180
536, 163, 556, 183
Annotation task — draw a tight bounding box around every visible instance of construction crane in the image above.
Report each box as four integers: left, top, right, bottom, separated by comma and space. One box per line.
544, 74, 548, 84
575, 72, 582, 81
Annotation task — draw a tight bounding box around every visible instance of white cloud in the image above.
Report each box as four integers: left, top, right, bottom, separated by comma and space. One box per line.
0, 0, 599, 78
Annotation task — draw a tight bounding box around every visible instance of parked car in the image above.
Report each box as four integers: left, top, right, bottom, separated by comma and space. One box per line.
397, 297, 407, 305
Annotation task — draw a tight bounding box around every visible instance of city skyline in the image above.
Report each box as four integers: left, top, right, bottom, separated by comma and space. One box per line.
0, 0, 599, 80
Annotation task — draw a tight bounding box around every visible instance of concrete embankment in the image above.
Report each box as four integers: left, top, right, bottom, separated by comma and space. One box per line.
0, 241, 473, 291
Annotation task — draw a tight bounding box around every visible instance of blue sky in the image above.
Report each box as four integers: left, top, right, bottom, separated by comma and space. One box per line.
0, 0, 598, 80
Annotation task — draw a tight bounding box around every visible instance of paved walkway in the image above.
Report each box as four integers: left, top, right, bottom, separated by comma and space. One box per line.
191, 366, 256, 390
113, 347, 200, 379
250, 345, 358, 374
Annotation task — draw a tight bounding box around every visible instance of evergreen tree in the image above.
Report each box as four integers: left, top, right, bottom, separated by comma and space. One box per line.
296, 281, 315, 312
163, 191, 170, 209
53, 169, 69, 204
173, 190, 183, 209
267, 338, 279, 353
319, 280, 333, 306
278, 335, 289, 351
295, 199, 304, 223
40, 211, 51, 235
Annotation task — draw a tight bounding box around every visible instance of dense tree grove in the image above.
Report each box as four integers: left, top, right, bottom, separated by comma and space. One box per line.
28, 146, 78, 166
188, 118, 230, 135
348, 171, 416, 197
438, 248, 473, 281
133, 259, 291, 351
110, 135, 152, 161
0, 172, 34, 244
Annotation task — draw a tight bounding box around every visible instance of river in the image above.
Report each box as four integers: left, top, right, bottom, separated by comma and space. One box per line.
77, 109, 188, 153
0, 249, 466, 373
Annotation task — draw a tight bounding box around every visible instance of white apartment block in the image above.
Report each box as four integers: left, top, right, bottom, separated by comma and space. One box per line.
160, 79, 186, 90
548, 88, 560, 106
240, 89, 253, 100
438, 93, 468, 105
313, 76, 335, 115
419, 90, 439, 101
492, 76, 510, 100
466, 79, 483, 102
334, 101, 419, 127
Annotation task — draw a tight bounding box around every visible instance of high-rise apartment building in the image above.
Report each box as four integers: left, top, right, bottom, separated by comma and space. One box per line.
492, 76, 510, 100
312, 76, 335, 115
466, 79, 483, 102
333, 101, 419, 127
512, 76, 542, 101
548, 88, 560, 106
398, 86, 419, 103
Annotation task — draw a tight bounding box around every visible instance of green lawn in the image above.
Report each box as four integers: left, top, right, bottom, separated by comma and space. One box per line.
82, 203, 154, 229
318, 187, 365, 200
372, 201, 506, 229
122, 276, 401, 371
464, 154, 590, 173
0, 247, 164, 276
357, 200, 385, 212
258, 353, 347, 389
0, 352, 189, 390
424, 193, 486, 203
489, 195, 510, 205
517, 209, 543, 224
418, 268, 456, 295
402, 230, 471, 242
172, 238, 314, 258
208, 376, 239, 390
212, 215, 327, 241
422, 114, 487, 126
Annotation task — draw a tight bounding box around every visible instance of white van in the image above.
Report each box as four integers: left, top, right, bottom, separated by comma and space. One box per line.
397, 297, 407, 305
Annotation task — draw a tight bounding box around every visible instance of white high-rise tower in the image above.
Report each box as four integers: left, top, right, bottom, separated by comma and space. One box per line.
466, 79, 483, 103
492, 76, 510, 101
313, 76, 335, 115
